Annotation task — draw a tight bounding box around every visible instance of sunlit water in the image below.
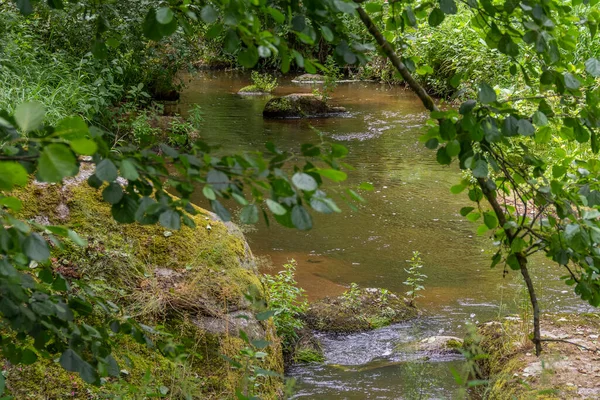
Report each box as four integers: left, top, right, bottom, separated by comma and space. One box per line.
180, 71, 590, 398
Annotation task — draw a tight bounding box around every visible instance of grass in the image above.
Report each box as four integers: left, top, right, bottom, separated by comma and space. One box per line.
0, 11, 122, 123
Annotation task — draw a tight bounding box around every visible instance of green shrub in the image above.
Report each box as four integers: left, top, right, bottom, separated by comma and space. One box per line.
262, 260, 307, 350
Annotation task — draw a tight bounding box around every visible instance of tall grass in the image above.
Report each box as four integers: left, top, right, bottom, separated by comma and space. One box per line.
0, 10, 123, 123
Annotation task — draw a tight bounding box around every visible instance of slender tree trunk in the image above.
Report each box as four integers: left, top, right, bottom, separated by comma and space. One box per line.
355, 6, 438, 113
478, 178, 542, 355
518, 254, 542, 355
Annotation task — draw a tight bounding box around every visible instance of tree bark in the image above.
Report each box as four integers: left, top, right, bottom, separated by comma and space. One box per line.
355, 6, 438, 113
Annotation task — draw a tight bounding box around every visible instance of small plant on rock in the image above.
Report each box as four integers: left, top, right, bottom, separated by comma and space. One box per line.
404, 251, 427, 306
239, 71, 278, 93
341, 282, 362, 309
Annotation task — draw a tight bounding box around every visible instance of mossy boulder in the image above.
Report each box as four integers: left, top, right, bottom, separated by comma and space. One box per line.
304, 287, 417, 333
6, 169, 284, 399
263, 93, 346, 119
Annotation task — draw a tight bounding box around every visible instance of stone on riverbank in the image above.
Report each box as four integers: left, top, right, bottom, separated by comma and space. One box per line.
415, 336, 463, 355
263, 93, 346, 119
304, 287, 418, 333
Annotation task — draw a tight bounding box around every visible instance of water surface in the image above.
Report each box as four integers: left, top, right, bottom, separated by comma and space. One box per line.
180, 71, 589, 398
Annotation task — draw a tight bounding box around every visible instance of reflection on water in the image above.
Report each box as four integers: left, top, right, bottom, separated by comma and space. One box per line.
181, 71, 591, 398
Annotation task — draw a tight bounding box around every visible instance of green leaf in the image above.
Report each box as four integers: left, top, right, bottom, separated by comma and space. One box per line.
240, 205, 259, 224
111, 197, 138, 224
95, 159, 118, 182
159, 209, 181, 230
564, 73, 581, 90
365, 2, 382, 13
334, 0, 358, 13
38, 144, 78, 183
315, 169, 347, 182
472, 160, 488, 178
532, 111, 548, 126
143, 9, 165, 41
207, 169, 229, 192
483, 212, 498, 229
238, 46, 259, 68
14, 101, 45, 132
292, 172, 318, 191
156, 7, 174, 24
564, 224, 589, 252
359, 182, 374, 191
256, 310, 275, 321
320, 25, 334, 42
266, 199, 287, 216
70, 139, 97, 156
120, 159, 139, 181
450, 183, 466, 194
24, 233, 50, 262
459, 100, 477, 115
68, 230, 87, 246
0, 162, 28, 190
478, 83, 496, 104
60, 349, 98, 384
517, 119, 535, 136
102, 183, 123, 205
291, 205, 312, 230
201, 5, 218, 23
267, 7, 285, 24
0, 196, 23, 211
585, 58, 600, 77
428, 8, 445, 27
460, 207, 475, 216
436, 147, 451, 165
211, 199, 231, 222
446, 140, 461, 157
55, 116, 88, 139
203, 186, 216, 200
439, 0, 457, 14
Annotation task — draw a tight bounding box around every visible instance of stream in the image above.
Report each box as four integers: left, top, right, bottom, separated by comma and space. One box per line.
180, 71, 589, 399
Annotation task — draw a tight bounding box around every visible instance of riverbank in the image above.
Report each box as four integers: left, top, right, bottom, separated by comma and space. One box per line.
474, 313, 600, 399
6, 168, 284, 399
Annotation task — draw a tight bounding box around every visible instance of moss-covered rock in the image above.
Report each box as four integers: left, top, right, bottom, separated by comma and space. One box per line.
263, 93, 346, 119
414, 336, 463, 354
304, 287, 418, 333
6, 171, 284, 399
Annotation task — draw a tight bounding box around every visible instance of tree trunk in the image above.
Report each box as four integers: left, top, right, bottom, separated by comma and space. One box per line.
518, 254, 542, 355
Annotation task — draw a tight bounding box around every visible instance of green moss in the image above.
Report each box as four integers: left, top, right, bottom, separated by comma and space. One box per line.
8, 179, 283, 398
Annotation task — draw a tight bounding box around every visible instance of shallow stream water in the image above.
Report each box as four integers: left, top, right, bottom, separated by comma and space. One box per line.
180, 71, 589, 399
